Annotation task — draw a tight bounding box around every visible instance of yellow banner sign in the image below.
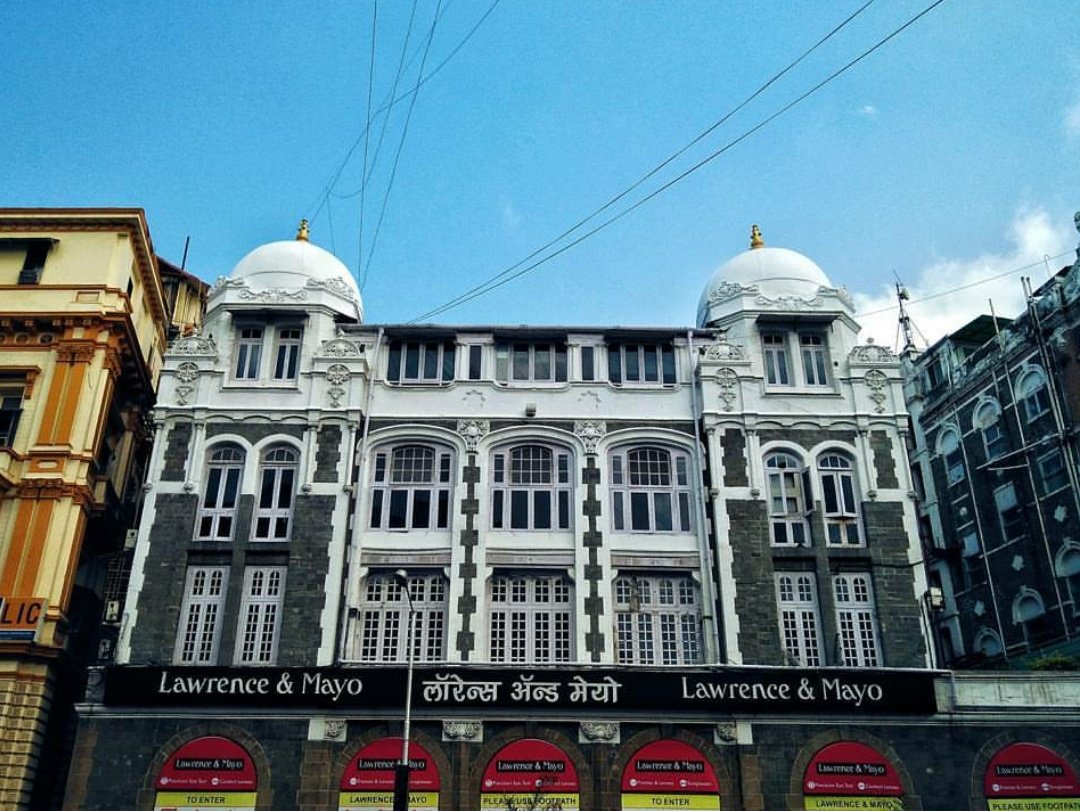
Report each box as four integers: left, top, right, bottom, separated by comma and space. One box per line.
338, 791, 439, 810
622, 793, 722, 809
987, 800, 1080, 811
480, 794, 580, 809
804, 798, 903, 810
154, 791, 256, 809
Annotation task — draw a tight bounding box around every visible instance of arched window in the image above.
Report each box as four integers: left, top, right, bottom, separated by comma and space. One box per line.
974, 627, 1003, 658
1056, 546, 1080, 615
491, 444, 572, 530
489, 573, 573, 664
613, 574, 701, 665
775, 573, 822, 666
974, 400, 1008, 460
369, 443, 453, 530
765, 451, 808, 546
818, 453, 861, 546
196, 444, 245, 540
1013, 588, 1048, 645
833, 573, 880, 666
1017, 368, 1050, 421
354, 572, 448, 663
252, 445, 298, 541
610, 446, 692, 533
938, 428, 965, 486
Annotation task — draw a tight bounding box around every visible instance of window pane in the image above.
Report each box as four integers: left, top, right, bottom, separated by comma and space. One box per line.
608, 346, 621, 383
513, 345, 530, 379
259, 470, 275, 508
404, 344, 420, 379
662, 346, 676, 384
469, 345, 482, 380
423, 344, 438, 379
643, 348, 658, 381
496, 345, 509, 380
437, 491, 449, 528
510, 491, 529, 529
555, 346, 567, 382
558, 491, 570, 529
613, 492, 624, 530
388, 490, 408, 529
492, 490, 504, 528
653, 492, 672, 531
370, 491, 383, 527
581, 346, 594, 381
412, 489, 431, 529
678, 493, 691, 531
223, 469, 240, 508
822, 475, 838, 513
534, 491, 551, 529
630, 492, 650, 530
441, 344, 455, 381
534, 345, 551, 380
624, 345, 640, 380
387, 345, 401, 381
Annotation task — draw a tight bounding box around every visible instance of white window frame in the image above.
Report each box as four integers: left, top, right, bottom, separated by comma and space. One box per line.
272, 326, 303, 381
175, 566, 229, 664
613, 574, 702, 665
355, 572, 448, 663
491, 444, 572, 531
195, 444, 245, 541
974, 627, 1003, 657
489, 573, 573, 664
994, 483, 1024, 542
974, 401, 1008, 460
610, 446, 692, 533
495, 342, 568, 383
818, 453, 862, 547
938, 428, 965, 487
235, 566, 286, 665
765, 451, 810, 546
1036, 448, 1068, 495
833, 573, 880, 667
1057, 546, 1080, 615
387, 340, 455, 384
369, 443, 453, 531
799, 332, 829, 387
607, 342, 676, 385
234, 327, 264, 380
775, 573, 822, 666
1018, 368, 1050, 421
761, 332, 791, 386
252, 445, 298, 541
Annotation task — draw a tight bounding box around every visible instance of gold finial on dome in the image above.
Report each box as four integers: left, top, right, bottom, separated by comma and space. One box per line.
750, 224, 764, 249
296, 219, 310, 242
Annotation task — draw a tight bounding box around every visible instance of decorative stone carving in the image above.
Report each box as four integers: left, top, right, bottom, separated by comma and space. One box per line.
324, 719, 347, 742
170, 335, 218, 357
574, 420, 607, 454
754, 292, 823, 310
462, 389, 487, 408
326, 364, 350, 385
849, 343, 897, 364
176, 385, 195, 406
442, 720, 482, 742
305, 275, 361, 303
714, 721, 737, 744
716, 368, 738, 412
319, 338, 364, 358
707, 280, 758, 304
577, 390, 601, 411
327, 387, 346, 408
457, 419, 490, 451
865, 369, 888, 414
236, 285, 308, 303
175, 362, 199, 383
1011, 555, 1025, 572
702, 339, 746, 362
579, 721, 619, 743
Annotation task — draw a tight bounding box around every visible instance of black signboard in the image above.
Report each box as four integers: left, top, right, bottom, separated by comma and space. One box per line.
104, 665, 939, 715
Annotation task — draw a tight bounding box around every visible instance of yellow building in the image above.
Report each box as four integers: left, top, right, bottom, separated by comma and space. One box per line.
0, 209, 205, 809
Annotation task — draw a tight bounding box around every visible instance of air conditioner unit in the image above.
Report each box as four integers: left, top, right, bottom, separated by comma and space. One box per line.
103, 600, 121, 624
124, 529, 137, 550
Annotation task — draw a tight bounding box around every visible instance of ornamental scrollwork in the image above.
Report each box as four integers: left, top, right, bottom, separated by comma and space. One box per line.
849, 343, 897, 364
170, 335, 218, 357
716, 368, 738, 412
579, 721, 619, 743
327, 387, 346, 408
574, 420, 607, 454
457, 419, 490, 451
176, 385, 195, 406
865, 369, 888, 414
442, 720, 482, 742
707, 280, 758, 304
702, 339, 746, 362
325, 364, 350, 385
306, 275, 361, 304
754, 292, 824, 310
175, 362, 199, 384
319, 338, 364, 358
236, 286, 308, 303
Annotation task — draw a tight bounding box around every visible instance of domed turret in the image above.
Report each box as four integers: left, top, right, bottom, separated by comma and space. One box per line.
212, 220, 363, 321
697, 226, 849, 327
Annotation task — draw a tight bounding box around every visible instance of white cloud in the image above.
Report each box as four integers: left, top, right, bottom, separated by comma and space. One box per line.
858, 104, 878, 117
852, 207, 1075, 351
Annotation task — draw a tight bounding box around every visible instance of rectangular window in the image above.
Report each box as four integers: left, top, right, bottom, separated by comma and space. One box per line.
235, 567, 285, 665
234, 328, 263, 379
490, 446, 572, 531
489, 574, 572, 664
0, 388, 23, 446
370, 445, 453, 530
1037, 449, 1068, 495
833, 573, 880, 667
355, 573, 448, 663
775, 573, 822, 666
762, 333, 791, 386
494, 342, 567, 383
387, 340, 455, 383
581, 346, 595, 381
614, 575, 701, 665
468, 345, 483, 380
995, 483, 1024, 541
607, 343, 676, 385
17, 240, 51, 285
800, 333, 829, 386
175, 567, 228, 664
272, 327, 302, 381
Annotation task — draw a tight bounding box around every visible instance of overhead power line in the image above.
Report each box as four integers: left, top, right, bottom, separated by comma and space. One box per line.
357, 0, 379, 283
410, 0, 949, 322
408, 0, 879, 321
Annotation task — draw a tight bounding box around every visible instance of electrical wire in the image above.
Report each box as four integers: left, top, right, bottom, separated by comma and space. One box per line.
305, 0, 502, 217
407, 0, 879, 320
361, 0, 444, 291
357, 1, 378, 282
410, 0, 949, 322
855, 250, 1075, 318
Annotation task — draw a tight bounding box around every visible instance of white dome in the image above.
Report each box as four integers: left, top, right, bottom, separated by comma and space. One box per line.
698, 242, 839, 327
228, 237, 362, 321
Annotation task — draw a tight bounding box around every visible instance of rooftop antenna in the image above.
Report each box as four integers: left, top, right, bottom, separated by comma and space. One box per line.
896, 279, 917, 355
180, 236, 191, 271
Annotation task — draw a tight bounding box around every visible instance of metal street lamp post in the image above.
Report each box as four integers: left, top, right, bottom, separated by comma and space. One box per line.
392, 569, 416, 811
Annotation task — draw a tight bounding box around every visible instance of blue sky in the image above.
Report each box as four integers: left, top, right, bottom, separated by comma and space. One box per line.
3, 1, 1079, 348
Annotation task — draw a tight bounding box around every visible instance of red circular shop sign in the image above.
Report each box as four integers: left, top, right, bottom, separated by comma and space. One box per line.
156, 735, 257, 791
803, 741, 903, 797
481, 738, 579, 794
984, 742, 1080, 799
340, 737, 441, 791
621, 739, 720, 794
